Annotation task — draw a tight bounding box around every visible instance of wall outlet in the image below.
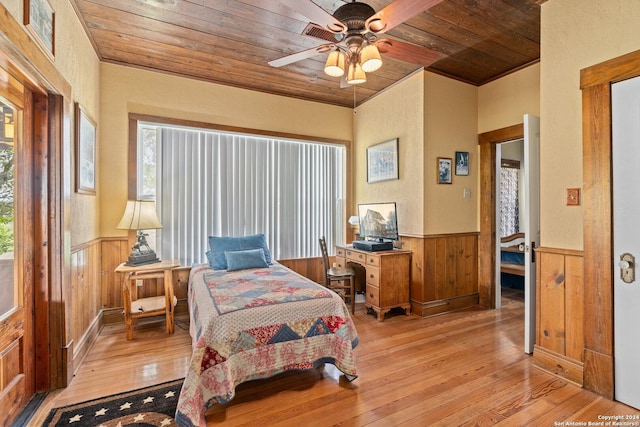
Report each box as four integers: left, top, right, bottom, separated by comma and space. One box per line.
136, 279, 143, 287
463, 188, 471, 198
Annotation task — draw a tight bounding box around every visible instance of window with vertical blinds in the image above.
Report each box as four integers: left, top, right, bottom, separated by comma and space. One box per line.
138, 123, 345, 266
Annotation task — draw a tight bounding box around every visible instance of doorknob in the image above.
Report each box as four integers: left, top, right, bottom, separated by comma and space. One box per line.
619, 253, 635, 284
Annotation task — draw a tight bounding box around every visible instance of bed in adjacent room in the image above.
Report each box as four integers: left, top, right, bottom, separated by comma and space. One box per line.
500, 232, 525, 289
175, 234, 359, 427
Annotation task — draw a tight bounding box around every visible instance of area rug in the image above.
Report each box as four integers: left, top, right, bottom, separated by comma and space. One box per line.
42, 378, 183, 427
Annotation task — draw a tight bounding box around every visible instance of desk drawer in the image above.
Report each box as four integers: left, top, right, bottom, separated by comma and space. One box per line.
366, 284, 380, 307
365, 266, 380, 287
336, 247, 346, 258
365, 254, 380, 267
335, 256, 346, 269
346, 250, 366, 263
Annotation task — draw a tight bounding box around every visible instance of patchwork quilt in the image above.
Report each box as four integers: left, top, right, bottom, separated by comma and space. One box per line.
175, 263, 359, 427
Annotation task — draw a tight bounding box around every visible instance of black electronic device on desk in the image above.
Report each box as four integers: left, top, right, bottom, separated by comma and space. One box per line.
353, 201, 399, 252
352, 239, 394, 252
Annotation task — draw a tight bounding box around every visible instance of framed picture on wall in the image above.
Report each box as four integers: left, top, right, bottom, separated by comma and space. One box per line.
24, 0, 55, 58
367, 138, 399, 183
455, 151, 469, 176
74, 103, 97, 195
437, 157, 452, 184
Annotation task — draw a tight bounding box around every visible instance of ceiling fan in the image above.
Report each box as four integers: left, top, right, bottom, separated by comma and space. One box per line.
269, 0, 444, 85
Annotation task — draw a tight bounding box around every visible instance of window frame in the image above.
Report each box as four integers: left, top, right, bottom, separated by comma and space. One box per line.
127, 113, 352, 262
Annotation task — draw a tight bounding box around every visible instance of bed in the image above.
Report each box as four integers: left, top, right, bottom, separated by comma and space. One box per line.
500, 232, 525, 289
175, 239, 359, 427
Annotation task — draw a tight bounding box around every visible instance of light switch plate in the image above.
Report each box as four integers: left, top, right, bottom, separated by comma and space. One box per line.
566, 188, 580, 206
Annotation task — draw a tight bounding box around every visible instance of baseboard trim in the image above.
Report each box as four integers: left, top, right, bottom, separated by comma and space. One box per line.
533, 344, 584, 387
410, 293, 479, 317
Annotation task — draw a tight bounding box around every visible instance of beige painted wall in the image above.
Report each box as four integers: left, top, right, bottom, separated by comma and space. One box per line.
99, 63, 352, 238
353, 72, 425, 236
354, 71, 478, 237
478, 64, 540, 134
0, 0, 101, 247
540, 0, 640, 250
424, 72, 478, 234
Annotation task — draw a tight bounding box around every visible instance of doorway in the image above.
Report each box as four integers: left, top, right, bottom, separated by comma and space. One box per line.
0, 74, 35, 425
495, 138, 525, 309
479, 115, 540, 355
581, 49, 640, 399
611, 75, 640, 410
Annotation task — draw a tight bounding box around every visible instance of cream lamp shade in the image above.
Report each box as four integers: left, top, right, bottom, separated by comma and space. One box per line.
348, 215, 360, 225
360, 44, 382, 73
324, 50, 345, 77
346, 62, 366, 85
117, 200, 162, 231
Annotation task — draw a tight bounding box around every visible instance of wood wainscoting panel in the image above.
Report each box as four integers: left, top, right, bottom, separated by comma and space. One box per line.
70, 239, 103, 375
278, 257, 327, 285
534, 247, 584, 385
100, 238, 131, 309
402, 233, 479, 317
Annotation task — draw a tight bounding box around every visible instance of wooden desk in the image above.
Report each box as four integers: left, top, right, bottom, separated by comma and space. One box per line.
115, 259, 180, 340
336, 245, 411, 321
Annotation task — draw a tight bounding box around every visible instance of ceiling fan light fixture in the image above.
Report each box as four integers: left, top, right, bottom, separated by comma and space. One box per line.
360, 44, 382, 73
346, 62, 366, 85
324, 50, 345, 77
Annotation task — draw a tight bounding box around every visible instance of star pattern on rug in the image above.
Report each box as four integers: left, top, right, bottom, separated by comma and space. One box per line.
43, 379, 183, 427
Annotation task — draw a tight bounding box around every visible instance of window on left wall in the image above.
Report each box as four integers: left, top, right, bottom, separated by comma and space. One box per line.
137, 122, 346, 266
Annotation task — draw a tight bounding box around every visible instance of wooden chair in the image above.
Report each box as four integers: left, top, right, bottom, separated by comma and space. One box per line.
319, 236, 356, 314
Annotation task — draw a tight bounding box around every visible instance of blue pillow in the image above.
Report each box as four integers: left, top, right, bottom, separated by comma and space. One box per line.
225, 248, 269, 271
205, 250, 215, 268
208, 233, 272, 270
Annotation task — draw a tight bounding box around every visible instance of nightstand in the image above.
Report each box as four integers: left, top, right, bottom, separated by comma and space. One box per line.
115, 259, 180, 340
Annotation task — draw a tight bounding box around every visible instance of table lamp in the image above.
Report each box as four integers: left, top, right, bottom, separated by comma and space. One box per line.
117, 200, 162, 266
348, 215, 361, 241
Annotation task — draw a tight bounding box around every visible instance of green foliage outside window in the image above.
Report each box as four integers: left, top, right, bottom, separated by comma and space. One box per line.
0, 146, 14, 255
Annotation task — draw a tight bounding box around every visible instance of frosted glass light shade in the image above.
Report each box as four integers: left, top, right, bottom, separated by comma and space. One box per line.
117, 200, 162, 230
360, 44, 382, 73
346, 63, 366, 85
324, 51, 345, 77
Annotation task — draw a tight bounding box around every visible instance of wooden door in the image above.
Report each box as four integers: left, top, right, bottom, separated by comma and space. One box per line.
0, 70, 35, 425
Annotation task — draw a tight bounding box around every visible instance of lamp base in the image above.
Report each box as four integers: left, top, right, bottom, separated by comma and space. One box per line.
124, 251, 160, 267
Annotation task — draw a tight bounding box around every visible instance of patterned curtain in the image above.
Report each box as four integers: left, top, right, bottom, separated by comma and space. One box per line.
500, 167, 519, 237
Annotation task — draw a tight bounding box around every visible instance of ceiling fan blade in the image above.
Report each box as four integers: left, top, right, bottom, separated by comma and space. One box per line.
366, 0, 444, 33
279, 0, 346, 33
268, 44, 333, 68
378, 39, 441, 68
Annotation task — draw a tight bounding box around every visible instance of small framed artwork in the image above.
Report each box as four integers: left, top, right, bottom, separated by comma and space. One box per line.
437, 157, 452, 184
74, 103, 97, 195
455, 151, 469, 176
24, 0, 55, 58
367, 138, 399, 183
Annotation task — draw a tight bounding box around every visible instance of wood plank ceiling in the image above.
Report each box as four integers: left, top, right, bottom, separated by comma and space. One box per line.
71, 0, 542, 108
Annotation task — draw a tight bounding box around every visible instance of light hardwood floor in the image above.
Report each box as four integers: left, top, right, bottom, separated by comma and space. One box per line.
28, 290, 640, 426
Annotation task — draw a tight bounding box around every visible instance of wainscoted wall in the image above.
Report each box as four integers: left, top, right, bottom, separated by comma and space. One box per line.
70, 239, 104, 375
70, 237, 190, 375
401, 233, 479, 316
533, 247, 585, 385
71, 232, 476, 376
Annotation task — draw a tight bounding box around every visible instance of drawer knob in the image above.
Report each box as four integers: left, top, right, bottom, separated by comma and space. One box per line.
369, 293, 373, 298
369, 274, 374, 278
